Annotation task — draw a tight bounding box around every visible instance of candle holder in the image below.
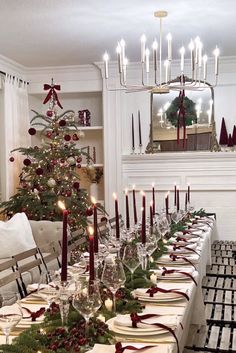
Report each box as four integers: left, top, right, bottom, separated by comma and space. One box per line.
58, 281, 72, 327
139, 144, 144, 155
131, 146, 136, 155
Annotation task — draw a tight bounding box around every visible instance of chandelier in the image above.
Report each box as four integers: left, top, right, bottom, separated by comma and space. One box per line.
103, 11, 220, 93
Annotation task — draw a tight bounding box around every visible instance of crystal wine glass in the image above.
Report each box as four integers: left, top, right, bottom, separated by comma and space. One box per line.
101, 256, 126, 312
0, 292, 23, 344
72, 276, 101, 340
122, 243, 140, 286
37, 271, 60, 306
156, 214, 170, 239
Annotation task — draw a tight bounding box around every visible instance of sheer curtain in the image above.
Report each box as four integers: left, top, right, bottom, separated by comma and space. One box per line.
0, 74, 31, 201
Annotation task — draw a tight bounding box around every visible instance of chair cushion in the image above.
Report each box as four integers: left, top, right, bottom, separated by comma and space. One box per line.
29, 220, 62, 247
0, 213, 36, 259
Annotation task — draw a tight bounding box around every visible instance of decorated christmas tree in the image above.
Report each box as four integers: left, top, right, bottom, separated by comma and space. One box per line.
219, 117, 228, 145
0, 80, 93, 231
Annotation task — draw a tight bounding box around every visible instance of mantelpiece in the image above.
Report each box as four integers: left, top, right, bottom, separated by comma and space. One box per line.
121, 152, 236, 240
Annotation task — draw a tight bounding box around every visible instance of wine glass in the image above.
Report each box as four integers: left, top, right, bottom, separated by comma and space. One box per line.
101, 256, 126, 312
37, 271, 60, 307
69, 251, 87, 280
72, 276, 101, 340
0, 292, 23, 344
122, 243, 140, 286
156, 214, 170, 239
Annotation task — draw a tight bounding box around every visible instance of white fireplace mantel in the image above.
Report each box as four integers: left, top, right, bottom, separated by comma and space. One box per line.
121, 152, 236, 240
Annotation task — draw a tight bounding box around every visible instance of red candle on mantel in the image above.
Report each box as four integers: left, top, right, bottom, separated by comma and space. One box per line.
125, 189, 130, 229
132, 185, 138, 225
113, 193, 120, 239
91, 196, 98, 253
165, 193, 169, 215
88, 226, 95, 281
177, 187, 180, 212
150, 201, 153, 227
152, 183, 155, 215
185, 192, 188, 212
141, 191, 146, 244
187, 184, 190, 203
58, 201, 68, 282
174, 183, 177, 206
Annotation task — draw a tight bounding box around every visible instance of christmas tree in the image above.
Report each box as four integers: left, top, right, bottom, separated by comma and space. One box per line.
0, 80, 93, 231
219, 117, 228, 145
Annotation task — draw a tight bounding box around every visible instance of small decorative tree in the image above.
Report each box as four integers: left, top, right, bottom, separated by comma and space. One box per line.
0, 80, 93, 231
219, 117, 228, 145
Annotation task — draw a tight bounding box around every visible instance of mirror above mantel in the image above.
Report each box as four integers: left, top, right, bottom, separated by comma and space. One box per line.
146, 77, 220, 153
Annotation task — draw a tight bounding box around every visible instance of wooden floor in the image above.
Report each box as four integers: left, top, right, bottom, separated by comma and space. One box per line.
184, 241, 236, 353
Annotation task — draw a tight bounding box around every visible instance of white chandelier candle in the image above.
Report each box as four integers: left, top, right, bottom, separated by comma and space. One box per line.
103, 10, 220, 93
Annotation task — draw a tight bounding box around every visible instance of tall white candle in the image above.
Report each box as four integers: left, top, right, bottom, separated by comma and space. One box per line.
189, 39, 195, 73
140, 34, 146, 63
203, 55, 208, 81
152, 40, 158, 72
145, 48, 150, 73
123, 57, 128, 83
195, 37, 200, 65
167, 33, 172, 61
213, 46, 220, 76
180, 46, 185, 72
198, 41, 203, 68
103, 52, 109, 79
116, 43, 122, 73
164, 60, 169, 83
120, 39, 126, 66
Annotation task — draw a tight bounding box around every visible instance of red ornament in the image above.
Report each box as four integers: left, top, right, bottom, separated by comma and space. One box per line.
77, 164, 81, 168
36, 167, 44, 175
64, 135, 71, 141
59, 119, 66, 127
60, 159, 65, 164
23, 158, 31, 166
101, 216, 108, 223
46, 131, 52, 138
46, 110, 53, 117
73, 182, 80, 189
28, 128, 36, 136
77, 157, 82, 163
52, 159, 58, 165
66, 190, 72, 197
72, 133, 79, 141
9, 156, 15, 162
86, 207, 93, 217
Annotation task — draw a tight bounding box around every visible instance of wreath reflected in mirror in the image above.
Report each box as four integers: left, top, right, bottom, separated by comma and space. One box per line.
166, 96, 197, 127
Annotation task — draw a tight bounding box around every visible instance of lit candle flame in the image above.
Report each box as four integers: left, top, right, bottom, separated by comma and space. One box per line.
125, 188, 128, 195
140, 190, 145, 196
113, 192, 117, 200
91, 196, 96, 204
88, 226, 94, 237
58, 200, 66, 211
150, 200, 153, 207
152, 182, 155, 188
132, 184, 135, 190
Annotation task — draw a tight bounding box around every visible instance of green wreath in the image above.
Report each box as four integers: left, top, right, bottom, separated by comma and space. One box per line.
166, 96, 197, 128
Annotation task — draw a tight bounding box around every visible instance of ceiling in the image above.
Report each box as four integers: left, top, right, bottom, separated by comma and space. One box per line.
0, 0, 235, 67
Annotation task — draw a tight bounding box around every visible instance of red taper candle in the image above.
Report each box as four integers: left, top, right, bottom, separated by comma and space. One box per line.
174, 183, 177, 206
88, 226, 95, 281
177, 187, 180, 212
141, 191, 146, 244
152, 183, 155, 215
58, 201, 68, 282
125, 189, 130, 229
91, 196, 98, 253
132, 185, 138, 225
150, 201, 153, 227
187, 184, 190, 203
185, 192, 188, 212
113, 193, 120, 239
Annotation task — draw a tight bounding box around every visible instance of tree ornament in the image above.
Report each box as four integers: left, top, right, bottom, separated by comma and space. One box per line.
64, 134, 71, 141
73, 181, 80, 189
72, 133, 79, 141
66, 190, 72, 197
9, 156, 15, 162
219, 117, 228, 145
23, 158, 31, 166
77, 157, 82, 163
46, 110, 53, 117
36, 167, 44, 175
67, 156, 76, 165
28, 127, 36, 135
77, 163, 81, 169
86, 207, 93, 217
46, 131, 52, 138
59, 119, 66, 127
47, 178, 56, 188
60, 159, 65, 164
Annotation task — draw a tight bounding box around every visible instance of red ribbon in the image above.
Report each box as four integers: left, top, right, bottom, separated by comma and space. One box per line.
115, 342, 156, 353
43, 83, 63, 109
130, 312, 180, 353
146, 286, 189, 301
169, 253, 196, 270
22, 306, 45, 322
161, 267, 197, 286
176, 236, 187, 242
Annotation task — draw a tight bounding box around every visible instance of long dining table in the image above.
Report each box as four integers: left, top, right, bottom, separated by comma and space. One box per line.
0, 216, 217, 353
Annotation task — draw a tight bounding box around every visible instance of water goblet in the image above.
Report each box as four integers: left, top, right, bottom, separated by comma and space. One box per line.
101, 256, 126, 312
122, 243, 140, 287
0, 292, 23, 344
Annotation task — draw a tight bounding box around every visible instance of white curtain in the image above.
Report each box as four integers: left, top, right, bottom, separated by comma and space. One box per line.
0, 74, 31, 201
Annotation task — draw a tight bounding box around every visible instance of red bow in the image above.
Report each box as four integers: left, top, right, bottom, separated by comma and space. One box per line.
43, 83, 63, 109
115, 342, 156, 353
169, 253, 196, 269
173, 244, 200, 256
130, 312, 180, 353
146, 286, 189, 301
176, 236, 187, 242
161, 267, 197, 286
22, 306, 45, 322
